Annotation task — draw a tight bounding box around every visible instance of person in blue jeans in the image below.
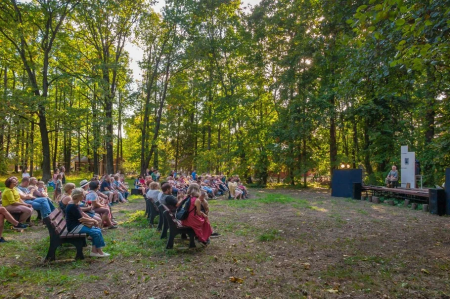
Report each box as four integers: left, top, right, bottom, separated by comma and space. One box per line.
17, 177, 54, 218
66, 188, 110, 258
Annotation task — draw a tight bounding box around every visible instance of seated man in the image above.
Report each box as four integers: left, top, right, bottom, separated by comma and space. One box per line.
386, 165, 399, 188
159, 183, 180, 212
17, 177, 55, 218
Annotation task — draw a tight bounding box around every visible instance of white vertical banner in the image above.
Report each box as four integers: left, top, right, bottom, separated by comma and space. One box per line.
401, 145, 415, 188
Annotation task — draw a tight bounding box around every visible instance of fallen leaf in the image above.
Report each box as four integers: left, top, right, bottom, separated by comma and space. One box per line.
104, 290, 109, 295
13, 290, 23, 298
420, 269, 429, 274
229, 276, 244, 284
303, 262, 311, 270
326, 289, 339, 293
129, 271, 136, 276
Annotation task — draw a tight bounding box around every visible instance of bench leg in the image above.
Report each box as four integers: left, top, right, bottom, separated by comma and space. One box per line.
187, 231, 196, 248
45, 240, 59, 262
166, 231, 176, 249
181, 233, 187, 240
75, 243, 85, 260
160, 217, 168, 239
157, 212, 163, 231
149, 212, 156, 226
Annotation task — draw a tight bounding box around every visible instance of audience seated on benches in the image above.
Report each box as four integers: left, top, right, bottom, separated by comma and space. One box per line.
2, 177, 33, 225
66, 188, 110, 257
17, 177, 55, 219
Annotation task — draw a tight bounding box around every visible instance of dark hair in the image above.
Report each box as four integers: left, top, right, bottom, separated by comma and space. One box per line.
21, 177, 30, 183
89, 181, 99, 190
5, 177, 15, 188
161, 183, 171, 193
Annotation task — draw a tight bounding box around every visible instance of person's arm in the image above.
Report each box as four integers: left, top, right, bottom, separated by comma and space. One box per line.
18, 190, 35, 200
194, 199, 208, 219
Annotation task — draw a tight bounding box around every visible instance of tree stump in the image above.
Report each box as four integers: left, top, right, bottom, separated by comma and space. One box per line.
368, 196, 373, 202
411, 203, 418, 210
386, 200, 394, 206
422, 204, 429, 212
372, 196, 380, 204
404, 199, 410, 207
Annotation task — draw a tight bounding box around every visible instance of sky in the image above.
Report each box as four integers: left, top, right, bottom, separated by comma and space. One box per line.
126, 0, 262, 82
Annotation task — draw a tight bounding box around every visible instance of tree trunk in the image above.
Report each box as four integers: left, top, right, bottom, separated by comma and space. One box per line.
352, 118, 358, 169
329, 94, 337, 177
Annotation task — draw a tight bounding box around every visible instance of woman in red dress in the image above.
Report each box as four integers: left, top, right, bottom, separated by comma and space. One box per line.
181, 184, 212, 246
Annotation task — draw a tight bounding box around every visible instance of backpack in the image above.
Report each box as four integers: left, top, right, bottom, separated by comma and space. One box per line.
175, 196, 192, 220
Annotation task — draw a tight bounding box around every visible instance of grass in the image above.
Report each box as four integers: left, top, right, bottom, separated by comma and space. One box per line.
2, 186, 450, 298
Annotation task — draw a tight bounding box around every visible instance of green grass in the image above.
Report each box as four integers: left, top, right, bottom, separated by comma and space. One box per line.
258, 229, 281, 242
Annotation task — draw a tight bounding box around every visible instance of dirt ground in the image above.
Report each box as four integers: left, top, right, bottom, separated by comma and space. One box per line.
1, 188, 450, 299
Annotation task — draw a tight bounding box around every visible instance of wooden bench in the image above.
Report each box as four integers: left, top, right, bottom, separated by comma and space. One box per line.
146, 196, 159, 226
161, 205, 196, 249
43, 209, 87, 261
11, 210, 42, 224
131, 188, 141, 195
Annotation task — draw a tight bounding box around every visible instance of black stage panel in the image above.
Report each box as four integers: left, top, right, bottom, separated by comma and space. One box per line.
331, 169, 362, 198
446, 168, 450, 215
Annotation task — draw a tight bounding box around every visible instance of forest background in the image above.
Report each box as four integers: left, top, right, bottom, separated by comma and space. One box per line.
0, 0, 448, 187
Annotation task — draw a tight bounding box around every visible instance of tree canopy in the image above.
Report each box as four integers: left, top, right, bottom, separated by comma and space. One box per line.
0, 0, 448, 186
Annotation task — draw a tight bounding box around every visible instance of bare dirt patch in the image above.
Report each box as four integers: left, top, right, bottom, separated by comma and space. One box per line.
1, 189, 450, 299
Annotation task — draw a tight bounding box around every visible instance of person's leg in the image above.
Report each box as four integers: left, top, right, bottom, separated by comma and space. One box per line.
0, 207, 19, 226
5, 205, 32, 223
79, 226, 106, 254
25, 198, 52, 218
46, 198, 55, 211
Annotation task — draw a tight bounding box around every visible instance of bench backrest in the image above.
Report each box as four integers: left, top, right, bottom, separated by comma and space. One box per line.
48, 208, 67, 235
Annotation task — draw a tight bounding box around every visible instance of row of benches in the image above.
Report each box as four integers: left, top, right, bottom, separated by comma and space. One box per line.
10, 195, 194, 262
144, 195, 196, 249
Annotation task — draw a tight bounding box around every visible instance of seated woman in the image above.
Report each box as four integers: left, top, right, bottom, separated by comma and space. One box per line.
2, 177, 33, 225
386, 166, 399, 188
146, 182, 161, 202
66, 188, 110, 257
181, 183, 212, 247
86, 181, 117, 229
59, 183, 76, 212
1, 206, 27, 242
134, 176, 146, 195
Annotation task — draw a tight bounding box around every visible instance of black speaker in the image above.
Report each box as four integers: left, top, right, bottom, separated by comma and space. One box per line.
429, 189, 446, 216
331, 169, 363, 198
445, 168, 450, 215
353, 183, 362, 200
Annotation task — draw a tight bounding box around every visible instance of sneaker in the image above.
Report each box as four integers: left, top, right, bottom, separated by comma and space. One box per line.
0, 237, 7, 243
90, 252, 111, 257
107, 225, 118, 229
14, 223, 28, 229
210, 232, 220, 238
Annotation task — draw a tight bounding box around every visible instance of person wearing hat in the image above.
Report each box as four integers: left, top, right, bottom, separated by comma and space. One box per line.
66, 188, 110, 257
80, 180, 89, 190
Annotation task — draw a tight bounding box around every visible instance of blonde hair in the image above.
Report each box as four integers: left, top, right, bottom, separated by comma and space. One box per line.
187, 183, 201, 198
64, 183, 76, 193
149, 182, 159, 190
71, 188, 84, 201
